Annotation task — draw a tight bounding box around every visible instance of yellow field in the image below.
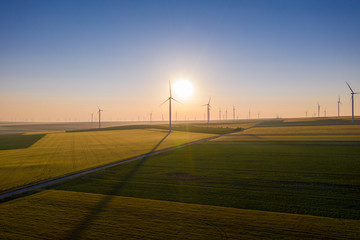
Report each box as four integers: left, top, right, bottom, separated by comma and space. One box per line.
0, 129, 215, 192
204, 122, 258, 129
245, 125, 360, 134
283, 116, 360, 122
212, 124, 360, 142
0, 190, 359, 239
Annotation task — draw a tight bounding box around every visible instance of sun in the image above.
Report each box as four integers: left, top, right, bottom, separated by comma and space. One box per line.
173, 79, 194, 100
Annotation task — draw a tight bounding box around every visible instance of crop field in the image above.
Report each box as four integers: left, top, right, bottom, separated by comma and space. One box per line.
1, 190, 359, 240
215, 124, 360, 142
0, 129, 215, 193
51, 134, 360, 219
1, 120, 360, 239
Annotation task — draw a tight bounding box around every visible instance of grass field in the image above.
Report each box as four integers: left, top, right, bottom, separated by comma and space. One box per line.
1, 120, 360, 239
0, 129, 215, 193
1, 190, 359, 240
50, 124, 360, 220
215, 124, 360, 142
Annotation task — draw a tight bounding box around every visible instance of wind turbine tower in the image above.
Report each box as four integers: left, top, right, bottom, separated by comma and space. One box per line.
346, 82, 358, 123
202, 97, 212, 124
338, 96, 341, 117
219, 108, 221, 120
233, 105, 235, 120
160, 81, 180, 132
318, 104, 320, 118
97, 106, 103, 128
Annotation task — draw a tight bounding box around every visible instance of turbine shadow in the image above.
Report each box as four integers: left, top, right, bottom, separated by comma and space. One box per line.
64, 132, 171, 240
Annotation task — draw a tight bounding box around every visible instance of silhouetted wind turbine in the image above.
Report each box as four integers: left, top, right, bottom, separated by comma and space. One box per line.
338, 96, 341, 117
97, 106, 103, 128
318, 104, 320, 118
219, 108, 221, 120
346, 82, 358, 123
201, 97, 212, 124
160, 81, 180, 132
233, 105, 235, 120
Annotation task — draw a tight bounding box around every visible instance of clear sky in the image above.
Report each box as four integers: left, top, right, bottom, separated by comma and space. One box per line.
1, 0, 360, 122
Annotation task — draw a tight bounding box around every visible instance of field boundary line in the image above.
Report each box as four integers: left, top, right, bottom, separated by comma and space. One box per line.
0, 125, 259, 202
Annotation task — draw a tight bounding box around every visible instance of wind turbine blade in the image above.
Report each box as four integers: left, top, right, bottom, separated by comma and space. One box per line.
346, 81, 354, 93
171, 98, 182, 105
159, 98, 170, 107
201, 104, 207, 107
208, 97, 211, 104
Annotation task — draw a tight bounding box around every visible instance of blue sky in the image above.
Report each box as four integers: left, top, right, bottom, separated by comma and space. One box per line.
1, 0, 360, 121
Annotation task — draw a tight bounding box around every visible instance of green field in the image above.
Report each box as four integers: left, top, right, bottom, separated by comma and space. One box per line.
1, 120, 360, 239
51, 131, 360, 219
0, 129, 215, 193
1, 190, 359, 240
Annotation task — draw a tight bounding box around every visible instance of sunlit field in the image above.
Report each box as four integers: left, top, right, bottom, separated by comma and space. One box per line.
0, 129, 215, 193
215, 124, 360, 141
1, 119, 360, 239
1, 190, 359, 240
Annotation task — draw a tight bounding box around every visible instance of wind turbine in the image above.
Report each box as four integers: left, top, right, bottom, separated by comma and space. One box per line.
201, 97, 212, 124
318, 104, 320, 118
97, 106, 103, 128
233, 105, 235, 120
338, 96, 341, 117
219, 108, 221, 121
160, 81, 180, 132
346, 82, 358, 123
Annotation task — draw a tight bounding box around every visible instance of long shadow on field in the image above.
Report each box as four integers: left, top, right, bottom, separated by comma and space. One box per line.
0, 134, 45, 150
65, 132, 170, 240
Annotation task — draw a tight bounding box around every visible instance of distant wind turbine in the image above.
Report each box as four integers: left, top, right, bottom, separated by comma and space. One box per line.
233, 105, 235, 120
338, 96, 341, 117
346, 82, 358, 123
219, 108, 221, 120
97, 106, 103, 128
318, 104, 320, 118
201, 97, 212, 124
160, 81, 180, 132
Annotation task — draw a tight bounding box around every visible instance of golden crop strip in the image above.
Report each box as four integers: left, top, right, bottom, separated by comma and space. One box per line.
0, 190, 359, 239
0, 129, 215, 192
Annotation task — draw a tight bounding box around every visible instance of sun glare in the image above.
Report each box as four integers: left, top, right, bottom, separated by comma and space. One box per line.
173, 79, 194, 100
